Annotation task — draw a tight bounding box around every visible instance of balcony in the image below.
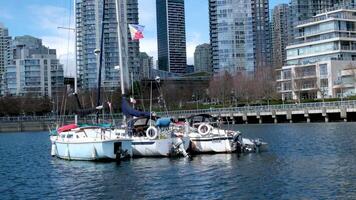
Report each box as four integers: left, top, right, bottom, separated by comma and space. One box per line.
291, 32, 356, 46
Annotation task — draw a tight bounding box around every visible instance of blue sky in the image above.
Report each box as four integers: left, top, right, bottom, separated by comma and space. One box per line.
0, 0, 289, 75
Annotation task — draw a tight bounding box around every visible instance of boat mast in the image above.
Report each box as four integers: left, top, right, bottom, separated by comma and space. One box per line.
74, 0, 78, 125
115, 0, 125, 96
96, 0, 107, 124
116, 0, 130, 95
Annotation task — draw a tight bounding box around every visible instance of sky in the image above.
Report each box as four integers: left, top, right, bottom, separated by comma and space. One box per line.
0, 0, 289, 76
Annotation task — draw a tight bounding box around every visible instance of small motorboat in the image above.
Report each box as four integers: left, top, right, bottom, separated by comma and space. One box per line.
185, 114, 267, 154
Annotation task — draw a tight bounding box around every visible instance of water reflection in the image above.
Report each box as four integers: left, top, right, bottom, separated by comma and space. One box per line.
2, 123, 356, 199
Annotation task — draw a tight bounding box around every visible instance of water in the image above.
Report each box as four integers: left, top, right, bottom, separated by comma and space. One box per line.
1, 123, 356, 199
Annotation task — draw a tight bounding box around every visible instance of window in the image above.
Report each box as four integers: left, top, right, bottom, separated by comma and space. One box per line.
320, 64, 328, 76
320, 79, 328, 88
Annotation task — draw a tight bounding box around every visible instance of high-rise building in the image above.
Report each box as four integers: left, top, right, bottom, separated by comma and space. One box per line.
277, 8, 356, 100
194, 43, 212, 72
156, 0, 187, 74
271, 4, 291, 69
139, 52, 153, 79
0, 23, 11, 95
289, 0, 356, 43
75, 0, 140, 90
4, 36, 64, 97
209, 0, 271, 73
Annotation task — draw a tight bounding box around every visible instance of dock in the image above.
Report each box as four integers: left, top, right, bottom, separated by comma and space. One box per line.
1, 100, 356, 132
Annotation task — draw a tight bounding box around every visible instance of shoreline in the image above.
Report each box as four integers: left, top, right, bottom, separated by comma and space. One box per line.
0, 120, 355, 133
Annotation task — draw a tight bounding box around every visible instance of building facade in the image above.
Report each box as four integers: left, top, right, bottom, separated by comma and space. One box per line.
194, 43, 212, 72
289, 0, 356, 43
139, 52, 153, 79
156, 0, 187, 74
277, 8, 356, 100
209, 0, 271, 73
75, 0, 140, 90
4, 36, 64, 98
271, 4, 291, 69
0, 23, 11, 95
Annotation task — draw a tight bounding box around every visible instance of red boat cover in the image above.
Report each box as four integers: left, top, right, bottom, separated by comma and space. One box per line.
58, 124, 78, 133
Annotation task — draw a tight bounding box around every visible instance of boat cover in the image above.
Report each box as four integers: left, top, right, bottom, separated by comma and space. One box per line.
58, 124, 78, 133
122, 97, 151, 117
156, 118, 171, 127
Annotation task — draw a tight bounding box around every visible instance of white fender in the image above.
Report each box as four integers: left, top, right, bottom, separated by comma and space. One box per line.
146, 126, 158, 140
198, 123, 212, 136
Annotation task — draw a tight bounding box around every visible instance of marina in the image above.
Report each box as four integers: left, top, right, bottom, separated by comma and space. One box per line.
1, 123, 356, 199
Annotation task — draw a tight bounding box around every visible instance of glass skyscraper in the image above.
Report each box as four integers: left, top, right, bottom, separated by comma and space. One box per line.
209, 0, 271, 74
156, 0, 187, 74
75, 0, 140, 90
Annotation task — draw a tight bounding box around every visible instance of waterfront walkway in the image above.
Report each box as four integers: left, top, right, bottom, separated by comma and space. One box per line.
1, 100, 356, 132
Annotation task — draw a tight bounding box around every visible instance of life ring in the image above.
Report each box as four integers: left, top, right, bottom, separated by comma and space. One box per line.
198, 123, 211, 136
146, 126, 158, 140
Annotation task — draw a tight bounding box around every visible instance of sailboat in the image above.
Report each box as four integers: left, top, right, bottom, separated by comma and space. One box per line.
116, 97, 190, 157
49, 0, 132, 161
115, 1, 189, 157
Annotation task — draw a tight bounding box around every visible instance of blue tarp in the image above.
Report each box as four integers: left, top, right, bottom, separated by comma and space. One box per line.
156, 118, 171, 127
122, 97, 151, 117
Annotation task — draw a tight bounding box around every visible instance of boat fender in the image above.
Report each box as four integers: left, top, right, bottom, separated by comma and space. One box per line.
198, 123, 211, 136
146, 126, 158, 140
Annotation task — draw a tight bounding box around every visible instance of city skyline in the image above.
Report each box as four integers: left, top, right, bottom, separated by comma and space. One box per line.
0, 0, 288, 76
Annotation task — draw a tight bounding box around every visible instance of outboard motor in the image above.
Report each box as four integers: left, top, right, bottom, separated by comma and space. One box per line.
172, 137, 189, 157
232, 132, 242, 154
253, 139, 263, 153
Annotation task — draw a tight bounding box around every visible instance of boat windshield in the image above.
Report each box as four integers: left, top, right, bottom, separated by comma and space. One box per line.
189, 115, 219, 128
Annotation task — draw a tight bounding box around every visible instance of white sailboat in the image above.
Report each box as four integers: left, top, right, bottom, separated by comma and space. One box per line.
50, 0, 132, 161
117, 114, 190, 157
52, 125, 132, 161
185, 114, 267, 153
115, 0, 190, 157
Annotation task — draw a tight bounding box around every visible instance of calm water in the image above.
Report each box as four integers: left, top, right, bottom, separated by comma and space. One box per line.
1, 123, 356, 199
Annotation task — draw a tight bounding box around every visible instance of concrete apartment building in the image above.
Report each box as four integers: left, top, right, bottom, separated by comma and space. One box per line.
0, 23, 11, 95
194, 43, 212, 73
271, 4, 291, 69
4, 36, 64, 98
277, 7, 356, 100
139, 52, 153, 79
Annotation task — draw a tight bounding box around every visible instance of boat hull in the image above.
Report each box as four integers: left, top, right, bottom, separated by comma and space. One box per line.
131, 137, 190, 157
54, 139, 132, 161
190, 136, 235, 153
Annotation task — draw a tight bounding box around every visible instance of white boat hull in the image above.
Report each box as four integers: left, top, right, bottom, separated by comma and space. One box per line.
54, 139, 132, 161
190, 136, 235, 153
131, 136, 190, 157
